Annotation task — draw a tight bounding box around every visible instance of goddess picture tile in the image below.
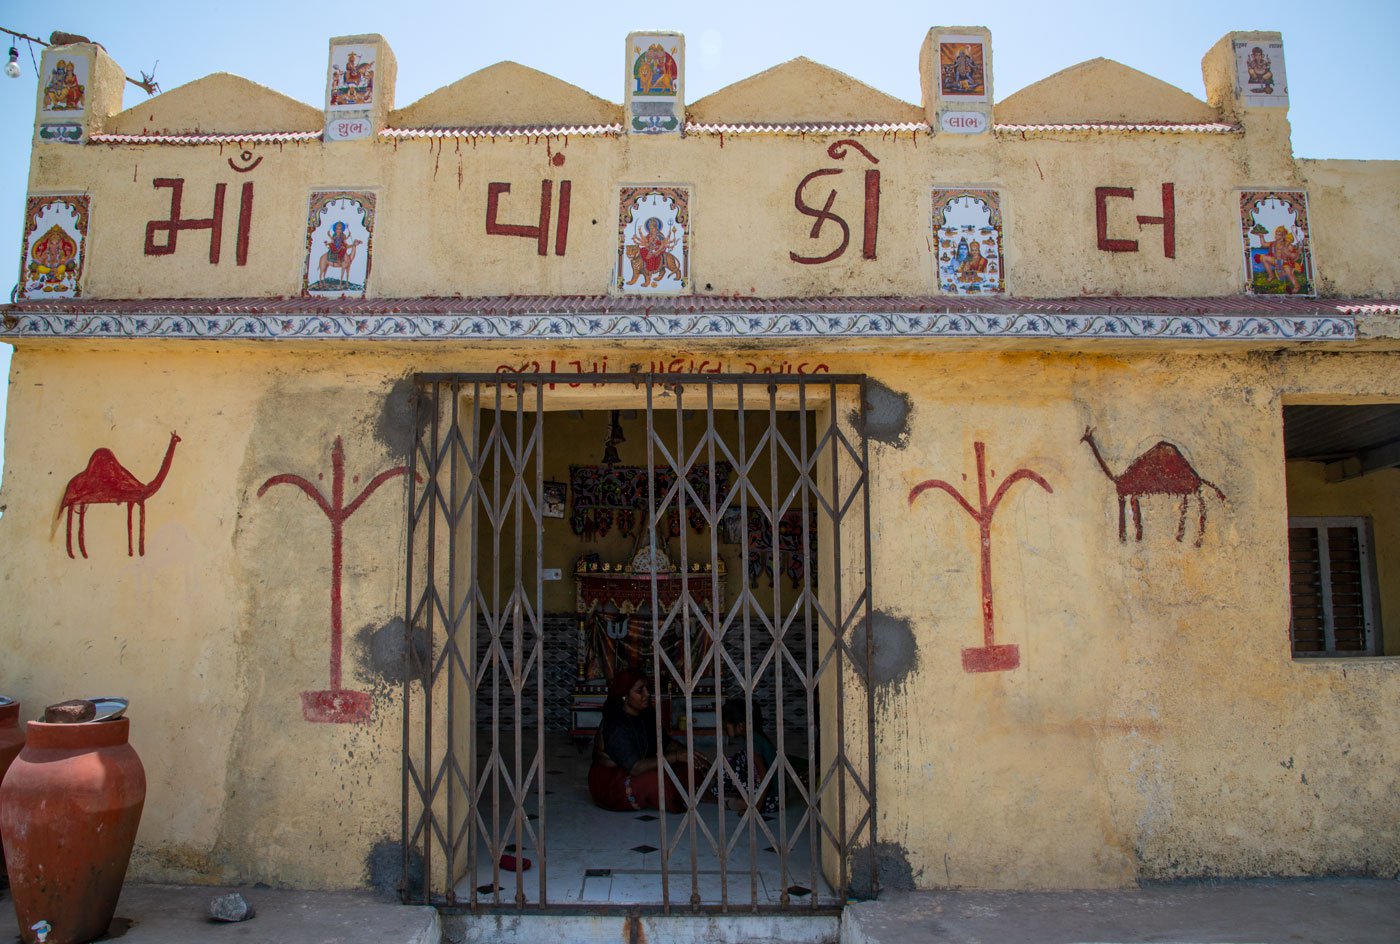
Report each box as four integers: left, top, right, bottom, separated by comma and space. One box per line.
39, 52, 88, 115
328, 44, 377, 109
303, 191, 376, 298
1240, 190, 1313, 296
1234, 40, 1287, 107
627, 33, 682, 134
617, 187, 690, 294
18, 194, 89, 299
938, 36, 987, 101
932, 189, 1004, 295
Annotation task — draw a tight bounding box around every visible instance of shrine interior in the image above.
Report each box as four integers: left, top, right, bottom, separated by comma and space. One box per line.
451, 402, 838, 906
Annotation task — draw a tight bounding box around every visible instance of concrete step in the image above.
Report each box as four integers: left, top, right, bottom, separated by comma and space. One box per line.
442, 912, 839, 943
0, 883, 438, 944
840, 880, 1400, 944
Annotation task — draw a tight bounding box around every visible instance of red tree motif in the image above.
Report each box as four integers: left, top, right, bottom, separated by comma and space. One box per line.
908, 442, 1053, 673
258, 437, 414, 723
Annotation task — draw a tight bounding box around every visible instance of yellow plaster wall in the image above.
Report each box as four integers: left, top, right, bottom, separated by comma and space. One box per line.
31, 128, 1360, 301
1299, 159, 1400, 297
1, 340, 1396, 889
1285, 461, 1400, 656
20, 55, 1397, 301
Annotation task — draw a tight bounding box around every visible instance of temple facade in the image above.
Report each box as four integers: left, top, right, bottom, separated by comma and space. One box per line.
1, 27, 1397, 905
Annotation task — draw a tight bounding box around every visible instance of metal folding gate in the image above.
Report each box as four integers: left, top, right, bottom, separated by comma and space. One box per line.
402, 372, 876, 912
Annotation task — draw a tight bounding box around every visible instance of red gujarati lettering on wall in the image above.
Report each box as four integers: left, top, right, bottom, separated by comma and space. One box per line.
257, 437, 418, 724
1094, 183, 1175, 258
144, 177, 255, 266
908, 442, 1052, 673
1081, 427, 1226, 547
58, 431, 181, 559
485, 153, 572, 257
492, 357, 831, 389
790, 139, 881, 265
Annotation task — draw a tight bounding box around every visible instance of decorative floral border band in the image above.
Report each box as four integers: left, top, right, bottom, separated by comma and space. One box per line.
0, 310, 1355, 341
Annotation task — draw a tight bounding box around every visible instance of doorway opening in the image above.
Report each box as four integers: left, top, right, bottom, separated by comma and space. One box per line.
402, 373, 876, 913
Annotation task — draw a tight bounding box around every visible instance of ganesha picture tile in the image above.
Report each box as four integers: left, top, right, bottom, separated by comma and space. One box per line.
303, 191, 376, 298
626, 33, 682, 134
1233, 40, 1288, 107
18, 194, 89, 299
938, 36, 987, 101
39, 51, 88, 115
1240, 190, 1313, 296
328, 44, 377, 110
932, 189, 1004, 295
617, 186, 690, 294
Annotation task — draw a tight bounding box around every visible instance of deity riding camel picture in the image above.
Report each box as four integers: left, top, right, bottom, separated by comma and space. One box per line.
303, 190, 376, 298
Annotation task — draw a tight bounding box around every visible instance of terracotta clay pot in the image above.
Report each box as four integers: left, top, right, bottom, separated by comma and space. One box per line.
0, 698, 24, 883
0, 717, 146, 944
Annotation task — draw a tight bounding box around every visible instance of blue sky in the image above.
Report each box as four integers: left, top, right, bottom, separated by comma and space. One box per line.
1, 0, 1398, 488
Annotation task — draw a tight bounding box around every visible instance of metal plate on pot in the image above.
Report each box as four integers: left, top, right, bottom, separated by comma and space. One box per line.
88, 697, 128, 721
0, 695, 13, 707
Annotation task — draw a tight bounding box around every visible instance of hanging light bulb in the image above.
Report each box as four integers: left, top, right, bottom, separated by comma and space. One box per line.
4, 47, 20, 79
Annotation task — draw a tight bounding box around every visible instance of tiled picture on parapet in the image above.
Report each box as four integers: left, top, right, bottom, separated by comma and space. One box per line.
932, 188, 1004, 295
37, 51, 89, 143
40, 54, 87, 113
939, 36, 987, 101
303, 191, 375, 298
1234, 39, 1287, 107
18, 194, 89, 298
328, 44, 376, 108
617, 187, 690, 294
627, 33, 682, 134
1241, 190, 1312, 296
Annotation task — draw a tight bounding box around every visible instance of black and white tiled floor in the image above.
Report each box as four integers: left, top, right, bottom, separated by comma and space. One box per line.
454, 734, 835, 907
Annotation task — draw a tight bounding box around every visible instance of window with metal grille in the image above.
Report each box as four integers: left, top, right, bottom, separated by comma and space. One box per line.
1287, 516, 1381, 657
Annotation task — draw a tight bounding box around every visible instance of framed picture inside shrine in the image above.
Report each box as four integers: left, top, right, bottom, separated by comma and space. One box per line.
543, 481, 567, 518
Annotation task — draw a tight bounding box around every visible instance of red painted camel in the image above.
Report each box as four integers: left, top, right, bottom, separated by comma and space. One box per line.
1081, 427, 1226, 547
58, 431, 181, 558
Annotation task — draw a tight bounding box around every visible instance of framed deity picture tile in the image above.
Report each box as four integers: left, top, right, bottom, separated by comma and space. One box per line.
303, 190, 376, 298
18, 194, 90, 299
932, 188, 1004, 295
626, 32, 683, 134
617, 186, 691, 294
38, 51, 89, 116
1233, 40, 1288, 107
328, 44, 377, 110
938, 36, 988, 102
543, 481, 567, 519
1240, 190, 1313, 296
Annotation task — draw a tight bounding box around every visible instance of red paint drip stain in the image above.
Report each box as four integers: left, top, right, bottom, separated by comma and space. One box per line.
259, 437, 415, 723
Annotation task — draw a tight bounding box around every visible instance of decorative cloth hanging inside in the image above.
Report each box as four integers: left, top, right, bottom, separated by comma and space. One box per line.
747, 509, 818, 588
569, 463, 732, 540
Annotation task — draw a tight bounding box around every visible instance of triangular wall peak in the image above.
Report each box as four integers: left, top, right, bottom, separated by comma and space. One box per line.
391, 61, 620, 128
104, 73, 324, 135
688, 56, 922, 124
997, 58, 1218, 124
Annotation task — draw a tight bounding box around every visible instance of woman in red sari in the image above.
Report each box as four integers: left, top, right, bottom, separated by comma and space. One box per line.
589, 670, 705, 812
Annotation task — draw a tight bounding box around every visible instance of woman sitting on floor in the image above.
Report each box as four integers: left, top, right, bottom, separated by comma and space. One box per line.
589, 669, 706, 813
